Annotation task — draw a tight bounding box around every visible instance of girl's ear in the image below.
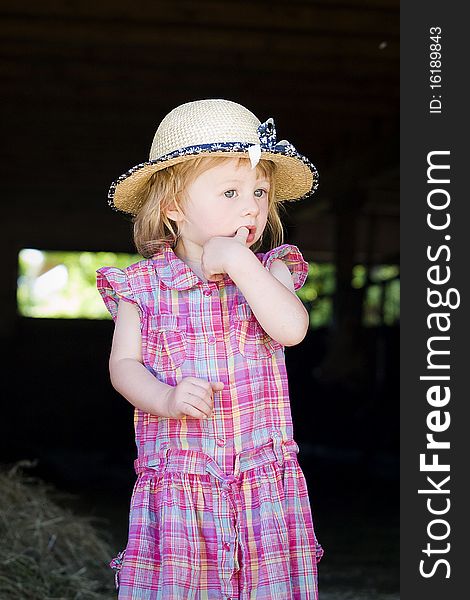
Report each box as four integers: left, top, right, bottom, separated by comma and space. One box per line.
164, 199, 185, 223
165, 208, 183, 222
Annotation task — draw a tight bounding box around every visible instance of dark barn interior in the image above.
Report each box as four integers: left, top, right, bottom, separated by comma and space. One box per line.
1, 1, 399, 598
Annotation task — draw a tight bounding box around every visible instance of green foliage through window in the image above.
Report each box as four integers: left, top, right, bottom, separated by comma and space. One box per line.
296, 262, 400, 328
17, 249, 140, 319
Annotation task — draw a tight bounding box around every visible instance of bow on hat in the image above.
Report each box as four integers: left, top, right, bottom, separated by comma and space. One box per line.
248, 118, 297, 169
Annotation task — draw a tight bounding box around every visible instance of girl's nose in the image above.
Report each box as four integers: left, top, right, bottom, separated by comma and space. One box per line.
241, 194, 260, 216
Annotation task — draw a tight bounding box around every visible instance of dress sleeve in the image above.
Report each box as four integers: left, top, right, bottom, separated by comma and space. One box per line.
96, 266, 142, 323
260, 244, 309, 291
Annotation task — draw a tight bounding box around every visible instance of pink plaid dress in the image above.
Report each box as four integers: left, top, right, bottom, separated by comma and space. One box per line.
96, 244, 323, 599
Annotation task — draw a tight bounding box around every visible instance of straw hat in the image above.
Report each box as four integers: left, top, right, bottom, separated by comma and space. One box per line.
108, 99, 319, 216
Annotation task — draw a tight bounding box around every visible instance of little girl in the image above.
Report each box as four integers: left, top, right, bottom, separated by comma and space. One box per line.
97, 99, 324, 600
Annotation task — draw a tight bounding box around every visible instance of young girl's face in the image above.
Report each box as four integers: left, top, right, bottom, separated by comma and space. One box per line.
176, 158, 270, 250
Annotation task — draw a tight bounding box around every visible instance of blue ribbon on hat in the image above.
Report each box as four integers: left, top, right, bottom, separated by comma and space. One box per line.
248, 118, 297, 168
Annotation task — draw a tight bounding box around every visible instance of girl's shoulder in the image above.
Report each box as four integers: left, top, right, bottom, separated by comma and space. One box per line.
96, 258, 156, 322
97, 256, 155, 282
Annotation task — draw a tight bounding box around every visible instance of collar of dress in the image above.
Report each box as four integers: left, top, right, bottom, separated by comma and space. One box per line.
150, 244, 237, 291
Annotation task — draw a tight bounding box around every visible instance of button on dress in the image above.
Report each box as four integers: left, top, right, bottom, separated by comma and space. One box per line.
96, 244, 324, 600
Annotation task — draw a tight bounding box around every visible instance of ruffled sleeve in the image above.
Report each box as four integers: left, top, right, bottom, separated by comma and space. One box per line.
96, 266, 142, 323
259, 244, 309, 291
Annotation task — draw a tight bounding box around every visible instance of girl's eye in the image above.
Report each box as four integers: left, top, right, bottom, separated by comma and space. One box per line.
254, 188, 268, 198
224, 190, 236, 199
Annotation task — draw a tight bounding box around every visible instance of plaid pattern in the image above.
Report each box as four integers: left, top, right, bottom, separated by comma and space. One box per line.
97, 244, 323, 599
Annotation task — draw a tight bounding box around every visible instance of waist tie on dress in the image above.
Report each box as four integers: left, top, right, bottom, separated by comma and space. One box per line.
133, 433, 299, 485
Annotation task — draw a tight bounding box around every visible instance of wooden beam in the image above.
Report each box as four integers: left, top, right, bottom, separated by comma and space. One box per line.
1, 1, 399, 38
1, 18, 399, 60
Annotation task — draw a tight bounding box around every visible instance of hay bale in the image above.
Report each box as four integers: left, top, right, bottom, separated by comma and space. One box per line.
0, 461, 116, 599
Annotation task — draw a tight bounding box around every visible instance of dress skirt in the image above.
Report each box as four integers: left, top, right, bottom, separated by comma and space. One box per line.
111, 440, 323, 600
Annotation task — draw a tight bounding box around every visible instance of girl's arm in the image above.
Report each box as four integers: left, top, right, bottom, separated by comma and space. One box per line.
108, 300, 222, 418
108, 300, 174, 416
226, 247, 309, 346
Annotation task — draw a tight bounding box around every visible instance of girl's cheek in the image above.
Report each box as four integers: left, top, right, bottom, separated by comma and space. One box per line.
260, 204, 269, 226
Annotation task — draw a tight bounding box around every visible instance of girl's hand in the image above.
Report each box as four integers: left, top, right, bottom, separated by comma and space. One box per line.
201, 227, 250, 281
164, 377, 224, 419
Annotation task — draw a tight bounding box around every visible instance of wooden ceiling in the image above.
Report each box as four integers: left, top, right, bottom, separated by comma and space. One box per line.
2, 0, 399, 260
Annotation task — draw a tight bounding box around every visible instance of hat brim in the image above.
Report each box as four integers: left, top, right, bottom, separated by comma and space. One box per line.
108, 148, 319, 217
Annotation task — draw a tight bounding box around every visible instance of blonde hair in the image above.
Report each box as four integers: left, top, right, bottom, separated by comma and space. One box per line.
133, 156, 284, 258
